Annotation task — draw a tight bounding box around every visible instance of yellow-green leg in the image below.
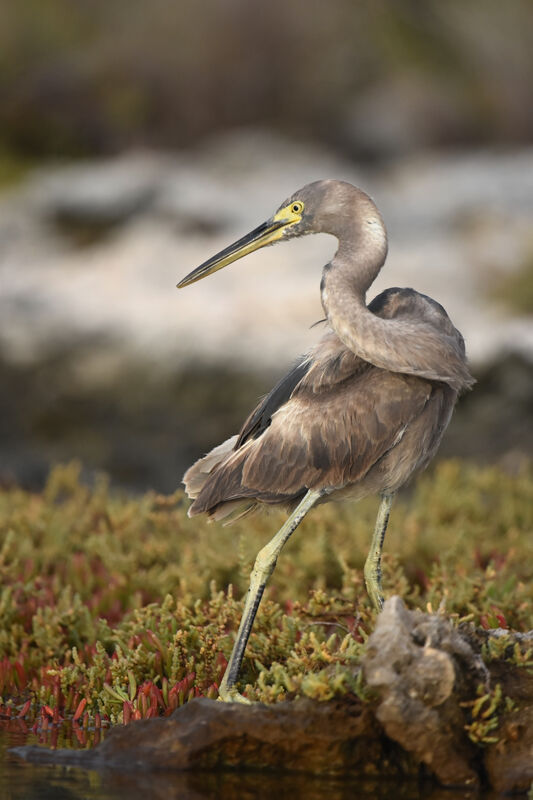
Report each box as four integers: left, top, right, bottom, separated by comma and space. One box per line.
218, 488, 325, 703
364, 492, 394, 612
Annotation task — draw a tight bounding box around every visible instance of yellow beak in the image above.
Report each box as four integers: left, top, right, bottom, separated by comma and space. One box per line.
177, 205, 303, 289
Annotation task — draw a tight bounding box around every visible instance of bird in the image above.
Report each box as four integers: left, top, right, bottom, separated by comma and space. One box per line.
177, 179, 474, 702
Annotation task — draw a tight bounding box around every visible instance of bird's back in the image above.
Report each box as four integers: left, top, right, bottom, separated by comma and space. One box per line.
369, 287, 467, 352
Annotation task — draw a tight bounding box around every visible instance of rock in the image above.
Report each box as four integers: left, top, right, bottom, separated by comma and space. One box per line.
27, 153, 164, 226
12, 696, 411, 776
484, 704, 533, 794
362, 597, 482, 788
459, 626, 533, 794
154, 167, 244, 235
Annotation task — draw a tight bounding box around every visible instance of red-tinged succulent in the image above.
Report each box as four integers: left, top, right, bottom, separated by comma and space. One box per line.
72, 698, 87, 722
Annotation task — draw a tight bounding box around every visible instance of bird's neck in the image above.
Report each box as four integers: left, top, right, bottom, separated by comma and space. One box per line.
320, 231, 471, 392
321, 218, 387, 325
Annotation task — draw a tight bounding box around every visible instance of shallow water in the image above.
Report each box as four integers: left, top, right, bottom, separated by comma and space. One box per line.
1, 724, 493, 800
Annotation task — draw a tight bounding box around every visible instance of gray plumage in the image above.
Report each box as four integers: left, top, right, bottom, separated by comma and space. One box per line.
183, 182, 473, 520
177, 179, 474, 701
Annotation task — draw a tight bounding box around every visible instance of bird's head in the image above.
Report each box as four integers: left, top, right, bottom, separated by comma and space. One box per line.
177, 180, 383, 288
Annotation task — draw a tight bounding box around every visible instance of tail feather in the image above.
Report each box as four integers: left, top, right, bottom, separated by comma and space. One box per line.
183, 436, 238, 500
187, 441, 255, 517
183, 434, 301, 522
210, 499, 257, 525
183, 436, 259, 523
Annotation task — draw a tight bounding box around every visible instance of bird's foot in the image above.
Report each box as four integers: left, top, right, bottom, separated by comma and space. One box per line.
217, 684, 252, 704
369, 592, 384, 614
364, 574, 384, 613
364, 559, 386, 613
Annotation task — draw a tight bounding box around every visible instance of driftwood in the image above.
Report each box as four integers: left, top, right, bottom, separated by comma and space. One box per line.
12, 597, 533, 795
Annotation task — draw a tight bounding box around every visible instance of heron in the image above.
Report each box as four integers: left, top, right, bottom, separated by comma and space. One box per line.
177, 179, 474, 702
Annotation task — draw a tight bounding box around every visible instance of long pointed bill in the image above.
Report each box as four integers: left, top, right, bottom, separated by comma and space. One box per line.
177, 206, 301, 288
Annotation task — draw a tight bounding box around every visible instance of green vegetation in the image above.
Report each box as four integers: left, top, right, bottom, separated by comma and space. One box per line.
462, 683, 514, 745
0, 461, 531, 740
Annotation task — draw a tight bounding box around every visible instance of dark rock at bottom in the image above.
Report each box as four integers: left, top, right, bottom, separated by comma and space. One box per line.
12, 697, 411, 775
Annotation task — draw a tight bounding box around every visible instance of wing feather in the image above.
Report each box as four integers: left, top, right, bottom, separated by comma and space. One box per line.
235, 359, 311, 448
189, 365, 433, 513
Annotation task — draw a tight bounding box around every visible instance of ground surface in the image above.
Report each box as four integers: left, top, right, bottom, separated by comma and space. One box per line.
0, 461, 531, 725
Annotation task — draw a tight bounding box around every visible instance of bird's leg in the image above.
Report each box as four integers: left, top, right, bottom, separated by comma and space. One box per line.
218, 488, 326, 703
364, 492, 394, 612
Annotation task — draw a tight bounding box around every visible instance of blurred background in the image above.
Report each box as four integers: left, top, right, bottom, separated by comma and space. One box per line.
0, 0, 532, 492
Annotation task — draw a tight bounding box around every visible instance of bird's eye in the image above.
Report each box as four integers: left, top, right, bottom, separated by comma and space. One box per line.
291, 201, 304, 215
